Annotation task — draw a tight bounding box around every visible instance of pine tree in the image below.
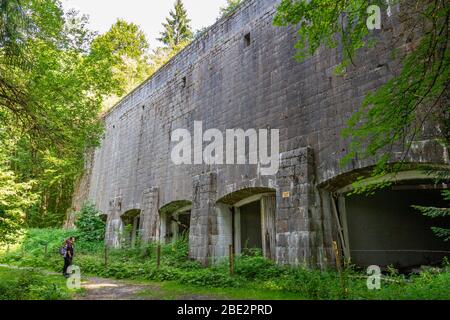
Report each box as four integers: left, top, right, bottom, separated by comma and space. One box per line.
158, 0, 193, 48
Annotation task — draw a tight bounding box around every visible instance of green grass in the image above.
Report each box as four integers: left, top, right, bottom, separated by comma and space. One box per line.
1, 228, 449, 300
0, 266, 77, 300
135, 281, 305, 300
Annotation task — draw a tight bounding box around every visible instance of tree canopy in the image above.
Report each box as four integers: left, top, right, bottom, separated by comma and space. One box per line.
90, 19, 152, 112
0, 0, 131, 239
158, 0, 193, 48
0, 0, 197, 241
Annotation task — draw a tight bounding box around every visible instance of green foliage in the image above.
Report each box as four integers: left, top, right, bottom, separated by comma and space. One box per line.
159, 235, 191, 266
413, 169, 450, 241
0, 0, 121, 230
219, 0, 243, 18
89, 19, 152, 113
279, 268, 342, 299
91, 19, 149, 64
74, 202, 105, 242
341, 0, 450, 180
149, 42, 188, 70
274, 0, 385, 67
0, 1, 197, 232
1, 1, 104, 148
19, 228, 73, 256
193, 26, 209, 39
0, 1, 155, 231
178, 268, 237, 287
158, 0, 193, 48
0, 267, 71, 300
1, 228, 449, 300
274, 0, 450, 193
0, 153, 37, 244
234, 250, 282, 279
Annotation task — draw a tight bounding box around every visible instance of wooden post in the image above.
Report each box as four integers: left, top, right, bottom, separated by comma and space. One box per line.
333, 240, 348, 299
331, 197, 348, 260
332, 241, 342, 272
156, 244, 161, 269
231, 208, 235, 254
104, 246, 109, 267
229, 245, 234, 275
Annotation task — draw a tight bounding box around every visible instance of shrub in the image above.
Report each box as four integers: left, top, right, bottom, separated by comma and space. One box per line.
279, 268, 342, 299
234, 251, 283, 280
178, 269, 238, 287
1, 228, 449, 300
19, 228, 73, 258
0, 268, 70, 300
74, 202, 105, 242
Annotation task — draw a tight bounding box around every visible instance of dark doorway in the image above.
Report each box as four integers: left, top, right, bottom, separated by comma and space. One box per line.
177, 212, 191, 237
121, 209, 141, 248
163, 210, 191, 243
240, 201, 262, 251
345, 188, 450, 269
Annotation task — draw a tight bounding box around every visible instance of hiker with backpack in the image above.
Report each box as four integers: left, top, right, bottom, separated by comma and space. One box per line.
60, 237, 75, 278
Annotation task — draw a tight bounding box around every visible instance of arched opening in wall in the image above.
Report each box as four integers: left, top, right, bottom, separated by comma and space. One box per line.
159, 200, 192, 244
120, 209, 141, 248
328, 171, 450, 271
217, 187, 276, 260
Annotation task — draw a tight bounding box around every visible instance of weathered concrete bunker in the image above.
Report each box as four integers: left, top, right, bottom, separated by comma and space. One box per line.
71, 0, 449, 268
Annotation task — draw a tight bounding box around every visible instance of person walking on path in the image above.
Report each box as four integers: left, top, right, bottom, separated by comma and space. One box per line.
61, 237, 75, 278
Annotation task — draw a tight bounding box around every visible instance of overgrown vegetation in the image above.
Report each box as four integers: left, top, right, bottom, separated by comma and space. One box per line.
413, 169, 450, 241
274, 0, 450, 240
0, 0, 195, 241
1, 0, 448, 301
0, 266, 73, 300
0, 0, 109, 232
0, 159, 36, 244
0, 229, 449, 300
73, 202, 105, 242
91, 19, 153, 113
274, 0, 450, 191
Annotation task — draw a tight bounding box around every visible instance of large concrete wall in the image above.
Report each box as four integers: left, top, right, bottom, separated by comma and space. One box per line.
71, 0, 449, 267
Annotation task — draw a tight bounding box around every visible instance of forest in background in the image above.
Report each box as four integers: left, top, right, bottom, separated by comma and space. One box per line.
0, 0, 244, 240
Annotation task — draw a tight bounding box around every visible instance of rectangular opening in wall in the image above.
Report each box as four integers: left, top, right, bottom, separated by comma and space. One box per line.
244, 33, 251, 47
182, 76, 187, 88
177, 211, 191, 237
344, 187, 450, 271
240, 201, 262, 252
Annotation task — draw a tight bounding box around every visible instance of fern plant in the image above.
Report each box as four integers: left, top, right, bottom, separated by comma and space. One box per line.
413, 169, 450, 241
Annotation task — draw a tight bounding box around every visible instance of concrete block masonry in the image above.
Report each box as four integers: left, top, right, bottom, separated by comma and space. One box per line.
70, 0, 449, 267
